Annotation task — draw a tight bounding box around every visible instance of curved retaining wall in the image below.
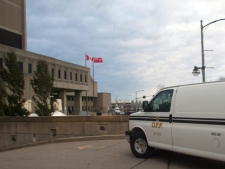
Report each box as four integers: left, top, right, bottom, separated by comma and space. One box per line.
0, 116, 129, 150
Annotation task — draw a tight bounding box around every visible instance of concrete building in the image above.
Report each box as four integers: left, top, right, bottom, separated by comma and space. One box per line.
0, 0, 111, 115
96, 93, 111, 115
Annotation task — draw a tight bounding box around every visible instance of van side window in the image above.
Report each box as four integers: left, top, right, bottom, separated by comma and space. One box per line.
148, 89, 173, 112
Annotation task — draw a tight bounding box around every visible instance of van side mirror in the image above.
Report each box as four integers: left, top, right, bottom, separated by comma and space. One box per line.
143, 101, 148, 110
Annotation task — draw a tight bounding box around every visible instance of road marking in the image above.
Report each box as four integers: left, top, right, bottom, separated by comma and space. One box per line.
78, 145, 92, 150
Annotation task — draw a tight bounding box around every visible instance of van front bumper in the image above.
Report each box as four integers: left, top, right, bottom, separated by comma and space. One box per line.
125, 130, 132, 143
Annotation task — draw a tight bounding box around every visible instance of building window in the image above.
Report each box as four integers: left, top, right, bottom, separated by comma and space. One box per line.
0, 58, 3, 69
80, 74, 82, 82
64, 71, 67, 79
75, 73, 78, 81
51, 68, 54, 78
28, 63, 32, 73
58, 70, 61, 78
0, 28, 22, 49
85, 75, 87, 83
18, 62, 23, 72
70, 72, 72, 80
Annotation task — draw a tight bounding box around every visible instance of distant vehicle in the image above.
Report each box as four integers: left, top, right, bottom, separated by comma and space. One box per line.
113, 107, 121, 115
125, 81, 225, 162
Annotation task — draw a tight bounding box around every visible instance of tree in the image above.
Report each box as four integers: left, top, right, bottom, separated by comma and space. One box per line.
30, 60, 54, 116
0, 50, 29, 116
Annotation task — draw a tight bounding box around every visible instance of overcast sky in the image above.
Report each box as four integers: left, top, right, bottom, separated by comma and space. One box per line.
26, 0, 225, 102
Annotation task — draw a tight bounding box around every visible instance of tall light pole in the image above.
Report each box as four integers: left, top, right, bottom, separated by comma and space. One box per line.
115, 96, 118, 103
193, 19, 225, 82
200, 20, 205, 82
135, 90, 144, 111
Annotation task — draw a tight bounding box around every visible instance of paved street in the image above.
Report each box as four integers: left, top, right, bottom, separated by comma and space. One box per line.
0, 139, 225, 169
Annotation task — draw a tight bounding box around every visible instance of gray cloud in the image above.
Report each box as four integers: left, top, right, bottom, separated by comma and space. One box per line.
27, 0, 225, 101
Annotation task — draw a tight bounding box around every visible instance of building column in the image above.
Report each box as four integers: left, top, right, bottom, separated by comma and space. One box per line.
75, 90, 82, 115
59, 90, 67, 114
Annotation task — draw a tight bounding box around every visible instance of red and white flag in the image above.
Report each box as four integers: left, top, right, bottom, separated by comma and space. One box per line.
86, 54, 93, 61
86, 54, 103, 63
93, 58, 103, 63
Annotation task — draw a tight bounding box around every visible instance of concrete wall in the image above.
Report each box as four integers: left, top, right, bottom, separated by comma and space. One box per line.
0, 116, 129, 150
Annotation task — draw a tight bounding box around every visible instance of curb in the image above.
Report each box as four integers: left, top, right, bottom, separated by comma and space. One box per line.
0, 134, 125, 152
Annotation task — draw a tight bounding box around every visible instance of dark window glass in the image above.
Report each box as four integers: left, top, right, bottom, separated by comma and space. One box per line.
18, 62, 23, 72
0, 58, 3, 69
70, 72, 72, 80
75, 73, 77, 81
64, 71, 67, 79
80, 74, 82, 82
85, 75, 87, 83
58, 70, 61, 78
28, 63, 32, 73
51, 68, 54, 78
0, 28, 22, 49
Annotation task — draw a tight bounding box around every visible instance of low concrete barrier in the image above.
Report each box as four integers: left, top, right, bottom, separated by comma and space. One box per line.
0, 116, 129, 151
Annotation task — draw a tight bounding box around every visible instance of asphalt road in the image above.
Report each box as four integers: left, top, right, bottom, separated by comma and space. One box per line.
0, 139, 225, 169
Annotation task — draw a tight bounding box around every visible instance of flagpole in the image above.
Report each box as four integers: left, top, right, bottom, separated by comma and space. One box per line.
85, 54, 88, 111
92, 59, 94, 112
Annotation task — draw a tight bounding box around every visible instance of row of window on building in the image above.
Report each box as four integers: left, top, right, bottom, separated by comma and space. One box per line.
67, 106, 93, 114
0, 58, 88, 83
67, 96, 94, 102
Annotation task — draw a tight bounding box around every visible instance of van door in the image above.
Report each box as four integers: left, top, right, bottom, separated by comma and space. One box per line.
144, 89, 174, 151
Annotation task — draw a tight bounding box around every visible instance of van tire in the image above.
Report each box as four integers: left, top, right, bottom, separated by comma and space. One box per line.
130, 132, 154, 158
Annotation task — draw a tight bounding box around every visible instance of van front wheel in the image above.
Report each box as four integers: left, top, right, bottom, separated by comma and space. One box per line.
130, 132, 154, 158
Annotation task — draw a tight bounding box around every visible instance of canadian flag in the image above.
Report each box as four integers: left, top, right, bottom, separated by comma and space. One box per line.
86, 54, 93, 61
86, 54, 103, 63
93, 58, 103, 63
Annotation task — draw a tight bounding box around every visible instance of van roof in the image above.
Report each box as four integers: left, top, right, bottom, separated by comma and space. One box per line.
161, 80, 225, 90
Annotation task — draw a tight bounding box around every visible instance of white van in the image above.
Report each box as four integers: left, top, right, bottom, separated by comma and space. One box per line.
125, 81, 225, 162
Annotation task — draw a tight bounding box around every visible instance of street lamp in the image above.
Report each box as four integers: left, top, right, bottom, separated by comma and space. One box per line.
135, 90, 144, 111
193, 19, 225, 82
192, 66, 201, 77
